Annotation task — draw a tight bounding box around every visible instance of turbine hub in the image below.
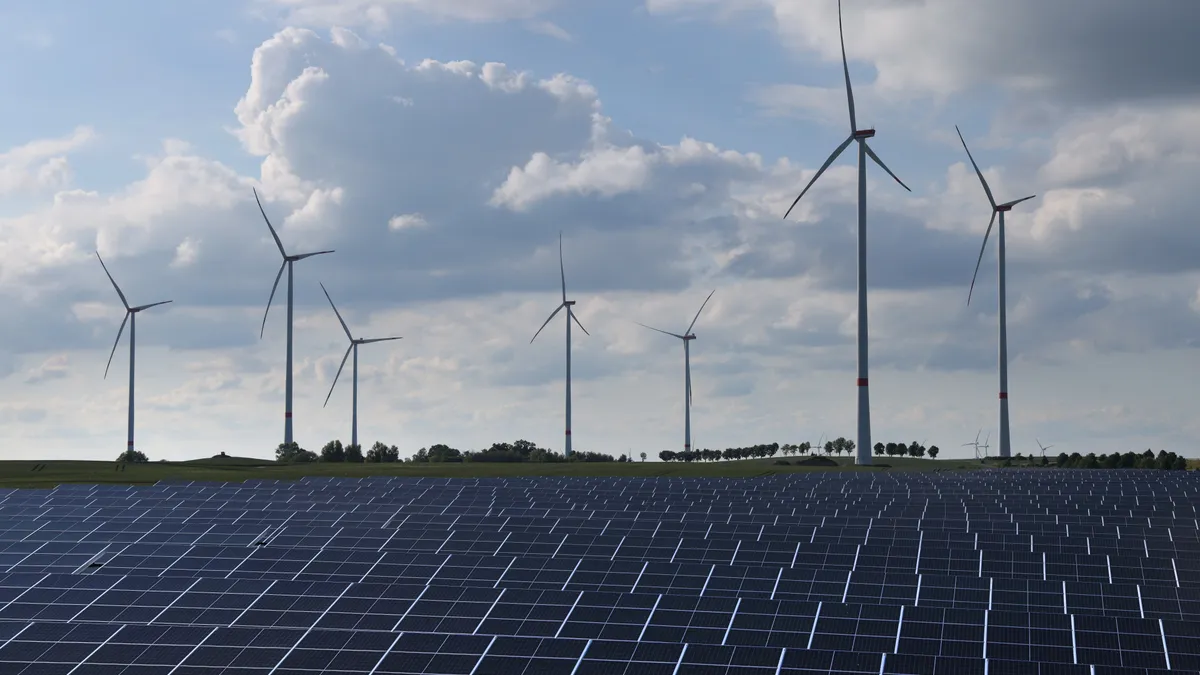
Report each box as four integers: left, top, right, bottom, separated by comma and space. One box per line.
853, 129, 876, 139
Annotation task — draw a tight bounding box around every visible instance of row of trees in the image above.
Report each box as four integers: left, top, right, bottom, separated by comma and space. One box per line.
274, 439, 622, 464
874, 441, 940, 458
660, 438, 874, 463
1053, 449, 1187, 470
275, 441, 400, 464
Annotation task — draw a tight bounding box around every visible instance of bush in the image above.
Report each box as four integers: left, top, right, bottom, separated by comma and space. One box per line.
116, 449, 149, 463
275, 442, 316, 463
344, 444, 364, 463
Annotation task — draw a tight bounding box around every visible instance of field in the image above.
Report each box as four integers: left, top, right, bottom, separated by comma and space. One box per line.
0, 455, 994, 489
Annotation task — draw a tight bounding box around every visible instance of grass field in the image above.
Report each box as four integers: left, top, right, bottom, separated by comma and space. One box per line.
0, 455, 997, 489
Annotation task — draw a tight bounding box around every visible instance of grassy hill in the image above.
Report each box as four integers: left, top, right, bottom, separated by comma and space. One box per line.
0, 455, 992, 489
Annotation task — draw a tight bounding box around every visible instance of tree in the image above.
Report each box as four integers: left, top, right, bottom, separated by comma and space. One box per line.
321, 440, 346, 462
640, 452, 647, 462
117, 449, 149, 463
344, 444, 364, 463
366, 442, 399, 463
276, 442, 316, 463
845, 439, 856, 455
874, 442, 884, 456
927, 446, 939, 459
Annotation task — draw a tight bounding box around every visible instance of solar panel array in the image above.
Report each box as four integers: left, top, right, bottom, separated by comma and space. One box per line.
0, 469, 1198, 674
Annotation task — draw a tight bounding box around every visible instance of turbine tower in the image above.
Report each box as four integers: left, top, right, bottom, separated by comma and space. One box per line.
531, 232, 589, 457
254, 188, 335, 446
782, 0, 911, 466
956, 125, 1036, 460
637, 290, 716, 454
96, 252, 172, 456
320, 283, 402, 449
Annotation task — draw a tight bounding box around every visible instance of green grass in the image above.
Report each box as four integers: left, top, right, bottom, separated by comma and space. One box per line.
0, 455, 990, 489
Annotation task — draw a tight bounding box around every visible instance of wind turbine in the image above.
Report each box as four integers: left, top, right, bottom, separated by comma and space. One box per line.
1036, 438, 1054, 459
979, 431, 992, 459
962, 429, 983, 461
320, 283, 402, 450
531, 232, 589, 456
254, 188, 335, 446
637, 290, 716, 454
782, 0, 911, 467
96, 252, 172, 456
956, 125, 1037, 460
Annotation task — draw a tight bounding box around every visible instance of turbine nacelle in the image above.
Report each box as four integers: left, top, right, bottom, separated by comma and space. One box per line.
996, 204, 1014, 212
852, 129, 876, 139
565, 300, 576, 306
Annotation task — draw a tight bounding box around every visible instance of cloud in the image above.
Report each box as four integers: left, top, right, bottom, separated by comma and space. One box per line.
527, 20, 571, 42
388, 213, 427, 231
0, 126, 94, 196
648, 0, 1200, 107
254, 0, 559, 30
24, 354, 69, 385
2, 22, 1200, 460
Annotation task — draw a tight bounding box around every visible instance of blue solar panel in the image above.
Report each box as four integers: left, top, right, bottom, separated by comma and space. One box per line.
0, 471, 1195, 672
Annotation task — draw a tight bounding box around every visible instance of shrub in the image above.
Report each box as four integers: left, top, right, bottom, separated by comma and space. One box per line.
366, 442, 400, 463
116, 449, 149, 463
275, 442, 316, 463
344, 444, 364, 463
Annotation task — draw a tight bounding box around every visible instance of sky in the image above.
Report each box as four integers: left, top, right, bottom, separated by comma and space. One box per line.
1, 0, 1199, 462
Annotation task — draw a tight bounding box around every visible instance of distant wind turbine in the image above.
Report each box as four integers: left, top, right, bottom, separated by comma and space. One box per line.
1036, 438, 1054, 458
320, 283, 402, 450
254, 188, 335, 446
637, 290, 716, 454
96, 252, 172, 456
956, 125, 1037, 460
782, 0, 911, 467
962, 429, 984, 462
531, 232, 589, 457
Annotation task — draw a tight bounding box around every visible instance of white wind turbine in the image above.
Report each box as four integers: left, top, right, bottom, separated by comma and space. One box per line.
96, 252, 172, 456
254, 188, 335, 446
1036, 438, 1054, 459
956, 125, 1037, 460
782, 0, 911, 466
637, 290, 716, 454
962, 429, 983, 461
530, 232, 589, 456
320, 283, 402, 450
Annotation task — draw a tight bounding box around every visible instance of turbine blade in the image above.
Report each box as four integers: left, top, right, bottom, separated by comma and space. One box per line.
95, 252, 130, 310
967, 210, 998, 306
294, 250, 335, 261
253, 188, 288, 258
1000, 195, 1037, 209
323, 344, 353, 407
104, 312, 130, 379
359, 336, 402, 344
531, 303, 565, 343
636, 322, 684, 340
320, 282, 354, 341
559, 232, 567, 303
132, 300, 173, 312
783, 136, 854, 220
261, 260, 287, 339
837, 0, 857, 132
570, 307, 590, 336
685, 289, 716, 335
863, 143, 911, 192
954, 125, 996, 209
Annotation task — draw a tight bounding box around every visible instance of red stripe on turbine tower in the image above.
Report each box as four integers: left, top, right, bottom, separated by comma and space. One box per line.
565, 430, 571, 435
857, 378, 868, 386
999, 392, 1008, 399
127, 441, 133, 446
285, 412, 292, 418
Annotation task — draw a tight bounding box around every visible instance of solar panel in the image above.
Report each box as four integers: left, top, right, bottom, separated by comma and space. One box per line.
0, 470, 1196, 672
